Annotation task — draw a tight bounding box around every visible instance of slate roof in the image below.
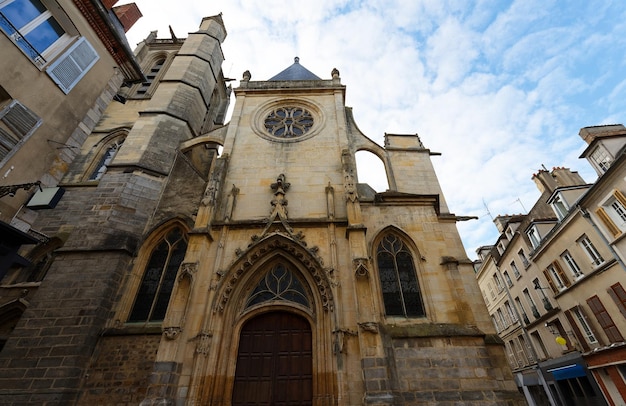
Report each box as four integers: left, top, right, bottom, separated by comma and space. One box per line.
269, 57, 321, 81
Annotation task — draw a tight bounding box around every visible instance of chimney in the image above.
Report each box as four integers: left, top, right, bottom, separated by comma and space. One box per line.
102, 0, 119, 9
113, 3, 142, 32
493, 215, 512, 233
551, 167, 586, 187
532, 169, 558, 194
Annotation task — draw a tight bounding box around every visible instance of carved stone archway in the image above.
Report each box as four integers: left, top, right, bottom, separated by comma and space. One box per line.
213, 232, 335, 314
194, 232, 337, 405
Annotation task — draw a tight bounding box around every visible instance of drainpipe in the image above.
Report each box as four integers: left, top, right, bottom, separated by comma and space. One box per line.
577, 205, 626, 272
494, 264, 557, 406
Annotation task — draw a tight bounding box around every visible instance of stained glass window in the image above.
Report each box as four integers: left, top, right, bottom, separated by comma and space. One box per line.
377, 234, 425, 317
128, 227, 188, 322
246, 263, 310, 309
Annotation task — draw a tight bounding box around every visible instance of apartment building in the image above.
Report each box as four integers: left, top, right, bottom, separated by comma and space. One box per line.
475, 124, 626, 406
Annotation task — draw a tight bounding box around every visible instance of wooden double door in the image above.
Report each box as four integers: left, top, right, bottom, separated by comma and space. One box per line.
232, 311, 313, 405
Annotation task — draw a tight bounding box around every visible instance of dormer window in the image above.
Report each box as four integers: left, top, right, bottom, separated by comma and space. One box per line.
590, 145, 613, 173
505, 227, 514, 240
550, 193, 570, 221
497, 240, 506, 255
527, 225, 541, 249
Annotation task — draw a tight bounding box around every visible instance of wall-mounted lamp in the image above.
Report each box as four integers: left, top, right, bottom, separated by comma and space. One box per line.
0, 181, 42, 198
534, 280, 554, 310
544, 322, 558, 335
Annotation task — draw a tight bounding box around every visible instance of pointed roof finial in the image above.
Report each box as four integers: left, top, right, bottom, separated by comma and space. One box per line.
294, 56, 300, 63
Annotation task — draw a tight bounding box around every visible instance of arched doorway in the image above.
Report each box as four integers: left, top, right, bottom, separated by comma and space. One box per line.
232, 311, 312, 405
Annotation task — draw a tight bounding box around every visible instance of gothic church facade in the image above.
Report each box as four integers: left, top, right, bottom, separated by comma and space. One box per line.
0, 15, 522, 405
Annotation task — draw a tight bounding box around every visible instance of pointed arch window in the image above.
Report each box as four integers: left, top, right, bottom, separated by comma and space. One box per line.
376, 233, 425, 317
245, 263, 310, 309
128, 226, 188, 323
88, 136, 124, 181
135, 57, 165, 97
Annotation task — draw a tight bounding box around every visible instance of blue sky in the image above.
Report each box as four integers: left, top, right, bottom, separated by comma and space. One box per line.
123, 0, 626, 258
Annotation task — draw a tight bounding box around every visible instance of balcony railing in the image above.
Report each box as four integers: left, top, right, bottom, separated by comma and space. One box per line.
0, 12, 46, 67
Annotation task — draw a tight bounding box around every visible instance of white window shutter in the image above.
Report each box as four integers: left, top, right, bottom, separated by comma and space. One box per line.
46, 37, 99, 94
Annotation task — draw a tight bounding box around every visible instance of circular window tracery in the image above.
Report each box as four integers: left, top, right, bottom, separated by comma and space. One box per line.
264, 106, 314, 138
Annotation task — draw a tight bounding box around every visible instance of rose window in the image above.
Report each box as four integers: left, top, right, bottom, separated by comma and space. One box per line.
264, 106, 314, 138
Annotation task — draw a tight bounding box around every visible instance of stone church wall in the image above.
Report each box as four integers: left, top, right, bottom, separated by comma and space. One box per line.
77, 334, 161, 405
387, 336, 520, 405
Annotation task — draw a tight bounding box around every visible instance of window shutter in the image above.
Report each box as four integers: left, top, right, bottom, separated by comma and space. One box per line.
608, 283, 626, 320
542, 269, 558, 293
1, 101, 40, 137
564, 309, 590, 352
46, 37, 99, 94
553, 261, 570, 287
0, 100, 41, 162
596, 207, 621, 237
586, 295, 623, 343
615, 189, 626, 207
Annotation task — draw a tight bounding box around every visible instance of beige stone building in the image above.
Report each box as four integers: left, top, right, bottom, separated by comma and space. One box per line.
0, 0, 143, 276
0, 14, 523, 405
475, 125, 626, 406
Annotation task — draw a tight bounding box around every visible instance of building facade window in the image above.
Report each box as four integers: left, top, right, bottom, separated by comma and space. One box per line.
510, 261, 521, 279
503, 271, 513, 288
533, 278, 553, 310
578, 235, 604, 267
505, 300, 517, 323
497, 308, 507, 328
0, 0, 97, 93
523, 288, 540, 318
493, 273, 504, 293
590, 144, 613, 173
518, 335, 534, 363
572, 306, 598, 344
543, 262, 570, 293
0, 0, 67, 65
0, 93, 41, 164
87, 137, 125, 181
512, 338, 525, 365
518, 249, 529, 268
515, 296, 529, 324
492, 315, 500, 333
550, 193, 570, 221
561, 250, 583, 279
376, 233, 425, 318
135, 57, 165, 97
506, 341, 519, 368
531, 331, 548, 360
586, 295, 624, 343
497, 240, 506, 255
128, 226, 188, 323
597, 190, 626, 237
526, 225, 541, 249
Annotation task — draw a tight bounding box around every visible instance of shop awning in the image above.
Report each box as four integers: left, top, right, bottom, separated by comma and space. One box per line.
548, 364, 586, 380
